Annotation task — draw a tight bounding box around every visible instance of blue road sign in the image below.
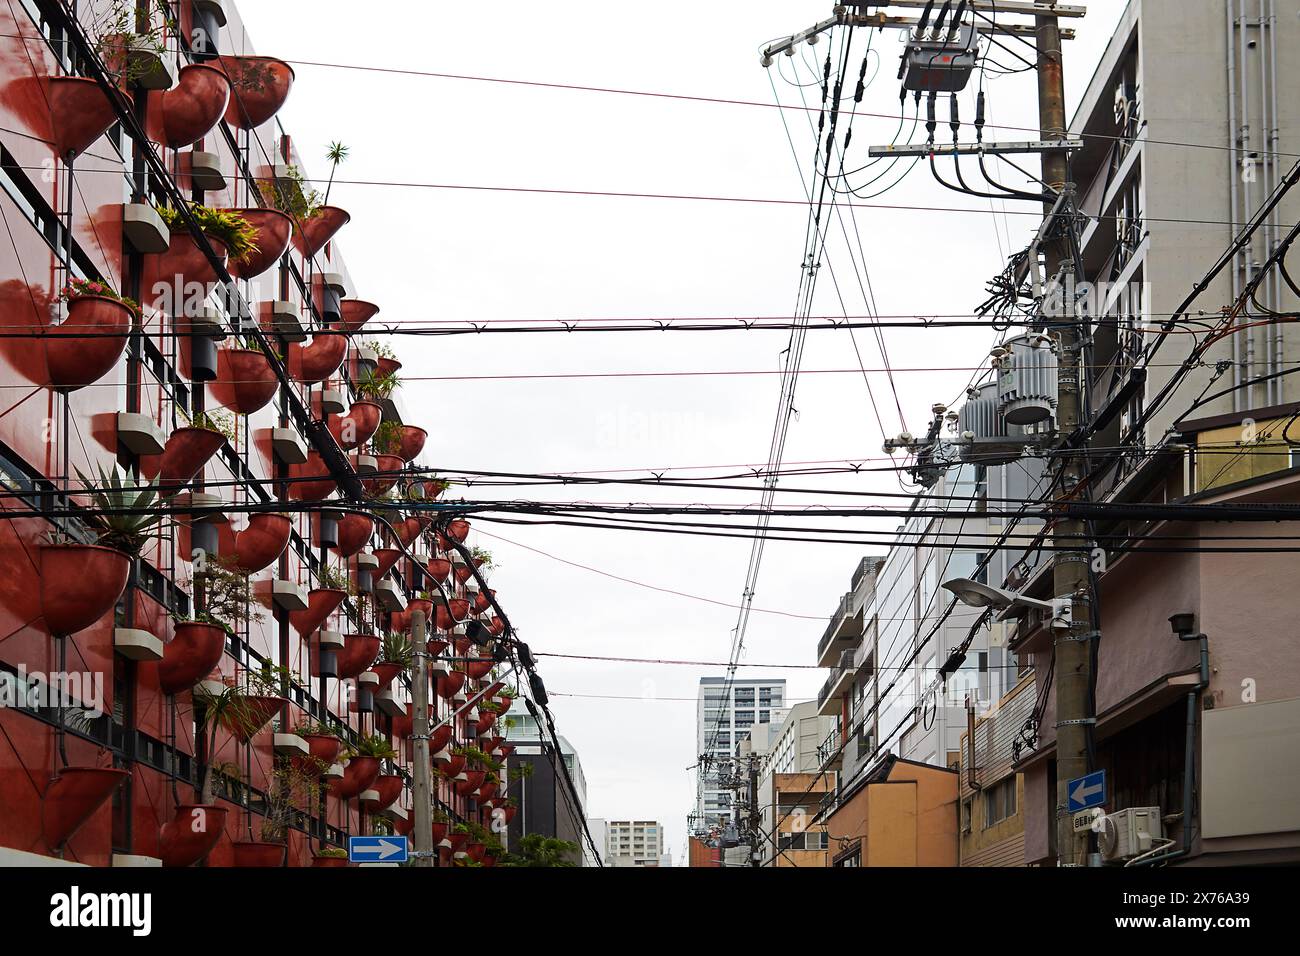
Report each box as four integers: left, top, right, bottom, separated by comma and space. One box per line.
1067, 769, 1106, 813
348, 835, 408, 863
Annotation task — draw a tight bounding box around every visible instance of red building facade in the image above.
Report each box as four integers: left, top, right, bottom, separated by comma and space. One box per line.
0, 0, 512, 867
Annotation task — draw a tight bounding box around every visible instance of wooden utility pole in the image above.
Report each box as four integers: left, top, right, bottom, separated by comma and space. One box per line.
1037, 12, 1094, 866
411, 609, 434, 867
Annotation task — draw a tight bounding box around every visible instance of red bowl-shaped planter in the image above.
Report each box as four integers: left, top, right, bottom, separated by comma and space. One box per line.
467, 661, 494, 682
453, 564, 474, 585
488, 618, 505, 637
334, 512, 374, 557
40, 544, 130, 636
46, 76, 117, 157
472, 589, 493, 615
290, 587, 348, 638
159, 805, 228, 867
226, 208, 293, 279
447, 831, 469, 853
502, 806, 517, 824
434, 605, 454, 632
496, 696, 513, 715
302, 733, 342, 769
476, 782, 497, 803
223, 513, 292, 574
372, 548, 402, 579
154, 63, 231, 148
337, 634, 380, 680
143, 232, 229, 300
331, 756, 380, 799
44, 295, 131, 391
312, 855, 349, 868
232, 841, 285, 867
42, 767, 130, 849
425, 558, 451, 584
430, 822, 448, 846
154, 426, 226, 495
498, 744, 515, 759
376, 357, 402, 379
448, 598, 470, 622
369, 661, 405, 690
363, 454, 404, 496
158, 621, 227, 695
435, 671, 465, 701
294, 206, 351, 258
430, 724, 453, 753
391, 517, 421, 547
388, 598, 431, 634
466, 841, 486, 862
397, 425, 427, 463
339, 299, 379, 333
328, 400, 383, 451
361, 774, 404, 811
219, 695, 285, 744
209, 347, 279, 414
219, 55, 294, 129
455, 770, 487, 796
288, 451, 337, 502
288, 332, 348, 385
447, 519, 471, 543
435, 752, 467, 776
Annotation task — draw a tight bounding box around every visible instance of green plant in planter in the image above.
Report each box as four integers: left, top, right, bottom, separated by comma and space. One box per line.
371, 420, 403, 457
470, 546, 495, 570
156, 203, 260, 264
191, 554, 264, 636
296, 718, 340, 739
371, 816, 394, 836
183, 409, 238, 443
60, 277, 141, 316
456, 745, 501, 773
353, 369, 399, 401
89, 0, 170, 86
323, 142, 350, 205
316, 562, 353, 594
424, 476, 451, 498
74, 466, 163, 556
508, 763, 533, 783
380, 632, 414, 671
369, 340, 397, 361
316, 846, 348, 859
258, 164, 323, 221
259, 756, 323, 843
345, 733, 398, 761
193, 678, 285, 804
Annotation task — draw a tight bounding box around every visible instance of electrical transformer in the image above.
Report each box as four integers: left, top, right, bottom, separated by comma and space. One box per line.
956, 382, 1025, 465
997, 334, 1058, 426
899, 22, 980, 93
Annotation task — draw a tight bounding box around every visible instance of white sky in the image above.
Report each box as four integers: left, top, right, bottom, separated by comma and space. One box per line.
240, 0, 1130, 864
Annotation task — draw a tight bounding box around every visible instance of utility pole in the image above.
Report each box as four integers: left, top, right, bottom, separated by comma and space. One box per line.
410, 609, 433, 867
1036, 11, 1094, 867
748, 755, 761, 868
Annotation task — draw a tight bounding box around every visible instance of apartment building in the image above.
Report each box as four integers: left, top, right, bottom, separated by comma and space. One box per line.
1002, 0, 1300, 869
957, 675, 1036, 867
605, 820, 665, 866
505, 714, 593, 865
752, 700, 835, 867
695, 676, 785, 829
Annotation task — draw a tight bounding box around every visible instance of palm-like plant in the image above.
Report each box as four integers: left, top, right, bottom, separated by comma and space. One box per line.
323, 141, 349, 205
380, 632, 414, 671
75, 466, 163, 555
353, 369, 399, 401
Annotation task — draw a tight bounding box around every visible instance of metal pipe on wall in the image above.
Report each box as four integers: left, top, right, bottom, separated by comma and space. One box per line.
1226, 0, 1242, 410
1267, 0, 1284, 404
1239, 0, 1256, 408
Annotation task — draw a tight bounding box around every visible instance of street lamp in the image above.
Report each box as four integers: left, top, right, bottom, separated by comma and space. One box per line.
941, 578, 1072, 628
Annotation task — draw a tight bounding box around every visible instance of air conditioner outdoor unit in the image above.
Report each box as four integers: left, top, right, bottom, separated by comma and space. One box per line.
1097, 806, 1164, 863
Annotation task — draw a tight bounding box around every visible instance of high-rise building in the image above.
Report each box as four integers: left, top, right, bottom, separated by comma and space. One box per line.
694, 677, 786, 830
505, 714, 592, 865
605, 820, 665, 866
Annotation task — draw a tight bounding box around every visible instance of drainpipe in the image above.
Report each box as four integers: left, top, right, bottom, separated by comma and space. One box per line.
1226, 0, 1242, 409
1131, 614, 1209, 866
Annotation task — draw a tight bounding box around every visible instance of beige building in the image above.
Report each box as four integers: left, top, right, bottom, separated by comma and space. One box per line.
605, 820, 665, 866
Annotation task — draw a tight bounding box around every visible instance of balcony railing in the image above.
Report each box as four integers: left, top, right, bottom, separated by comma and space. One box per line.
817, 648, 857, 716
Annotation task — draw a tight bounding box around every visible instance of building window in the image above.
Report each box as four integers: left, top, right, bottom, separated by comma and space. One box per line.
961, 799, 972, 833
834, 847, 860, 867
983, 777, 1017, 829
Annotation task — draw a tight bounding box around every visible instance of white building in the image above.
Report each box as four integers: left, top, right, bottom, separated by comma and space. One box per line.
695, 677, 786, 829
605, 820, 666, 866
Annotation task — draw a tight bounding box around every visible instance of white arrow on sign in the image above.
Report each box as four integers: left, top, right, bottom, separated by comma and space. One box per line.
1070, 776, 1104, 807
354, 839, 404, 859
